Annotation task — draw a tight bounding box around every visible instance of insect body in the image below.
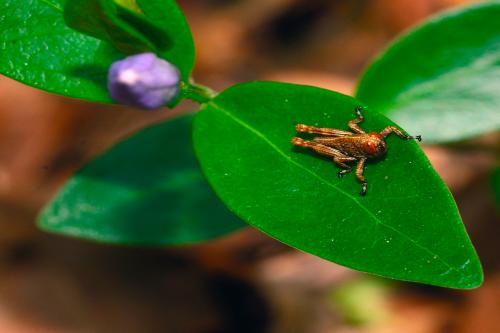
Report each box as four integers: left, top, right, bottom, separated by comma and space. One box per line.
291, 106, 421, 196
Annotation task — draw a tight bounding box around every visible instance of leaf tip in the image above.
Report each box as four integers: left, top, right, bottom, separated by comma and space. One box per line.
447, 257, 484, 290
461, 261, 484, 290
35, 208, 58, 234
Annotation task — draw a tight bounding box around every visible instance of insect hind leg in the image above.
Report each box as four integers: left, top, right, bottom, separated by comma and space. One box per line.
292, 137, 356, 178
295, 124, 353, 137
292, 137, 347, 157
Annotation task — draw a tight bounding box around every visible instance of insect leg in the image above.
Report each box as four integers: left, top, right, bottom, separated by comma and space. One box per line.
348, 106, 366, 134
292, 137, 356, 175
355, 158, 367, 196
292, 137, 346, 157
334, 156, 356, 178
295, 124, 353, 137
379, 126, 422, 142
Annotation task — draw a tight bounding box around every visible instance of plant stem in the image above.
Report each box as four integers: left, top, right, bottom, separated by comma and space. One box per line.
182, 81, 217, 104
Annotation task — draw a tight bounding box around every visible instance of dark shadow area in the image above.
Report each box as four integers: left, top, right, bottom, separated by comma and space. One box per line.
257, 0, 332, 47
69, 64, 109, 89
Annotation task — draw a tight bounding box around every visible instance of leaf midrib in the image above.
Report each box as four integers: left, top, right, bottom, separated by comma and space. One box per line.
208, 101, 458, 273
39, 0, 63, 12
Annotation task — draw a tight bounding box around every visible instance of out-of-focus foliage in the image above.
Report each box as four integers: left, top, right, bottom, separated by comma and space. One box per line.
357, 2, 500, 143
64, 0, 171, 55
330, 277, 392, 326
39, 114, 245, 245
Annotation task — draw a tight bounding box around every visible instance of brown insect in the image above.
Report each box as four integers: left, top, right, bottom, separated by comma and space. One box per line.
291, 106, 421, 196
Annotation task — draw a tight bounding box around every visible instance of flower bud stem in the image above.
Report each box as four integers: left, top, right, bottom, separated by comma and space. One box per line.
182, 81, 217, 104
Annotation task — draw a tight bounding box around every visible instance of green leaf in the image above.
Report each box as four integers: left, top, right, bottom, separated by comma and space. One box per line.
356, 2, 500, 143
0, 0, 194, 102
330, 277, 391, 326
136, 0, 195, 81
115, 0, 140, 12
38, 113, 245, 245
193, 81, 482, 288
64, 0, 171, 55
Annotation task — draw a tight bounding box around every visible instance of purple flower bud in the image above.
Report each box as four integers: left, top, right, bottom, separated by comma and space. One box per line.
108, 53, 181, 110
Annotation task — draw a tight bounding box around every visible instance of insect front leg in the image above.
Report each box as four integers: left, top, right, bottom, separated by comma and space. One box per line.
347, 106, 366, 134
356, 158, 368, 196
379, 126, 422, 142
295, 124, 353, 137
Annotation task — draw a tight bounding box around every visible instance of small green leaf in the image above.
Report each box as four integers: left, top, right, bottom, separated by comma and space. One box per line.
0, 0, 194, 102
136, 0, 195, 81
38, 113, 245, 245
356, 2, 500, 143
64, 0, 170, 55
330, 277, 391, 326
115, 0, 140, 12
193, 81, 482, 288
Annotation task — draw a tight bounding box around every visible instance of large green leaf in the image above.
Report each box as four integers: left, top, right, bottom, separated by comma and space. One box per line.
38, 114, 245, 245
0, 0, 194, 102
356, 2, 500, 143
193, 81, 482, 288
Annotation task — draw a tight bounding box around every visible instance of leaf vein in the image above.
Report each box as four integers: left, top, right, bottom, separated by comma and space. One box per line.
39, 0, 63, 12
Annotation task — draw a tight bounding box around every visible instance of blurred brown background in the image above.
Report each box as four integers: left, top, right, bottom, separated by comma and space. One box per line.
0, 0, 498, 332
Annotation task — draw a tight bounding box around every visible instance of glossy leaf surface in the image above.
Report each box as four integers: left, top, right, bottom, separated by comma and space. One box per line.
193, 81, 482, 288
64, 0, 170, 55
38, 114, 245, 245
136, 0, 195, 81
0, 0, 194, 102
356, 2, 500, 143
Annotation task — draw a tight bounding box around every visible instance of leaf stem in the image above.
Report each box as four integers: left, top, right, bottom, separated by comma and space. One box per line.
182, 81, 217, 104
